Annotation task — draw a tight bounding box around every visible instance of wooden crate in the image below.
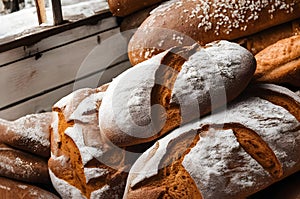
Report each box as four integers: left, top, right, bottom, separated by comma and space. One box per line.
0, 10, 131, 120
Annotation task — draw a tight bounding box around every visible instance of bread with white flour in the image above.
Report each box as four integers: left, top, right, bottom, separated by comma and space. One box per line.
124, 84, 300, 199
99, 40, 256, 147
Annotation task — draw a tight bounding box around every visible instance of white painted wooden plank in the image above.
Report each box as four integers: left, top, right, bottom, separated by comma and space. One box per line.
0, 16, 117, 66
0, 27, 129, 108
0, 60, 131, 120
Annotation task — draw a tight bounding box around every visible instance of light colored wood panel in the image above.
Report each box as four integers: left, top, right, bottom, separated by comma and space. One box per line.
0, 27, 129, 108
0, 16, 117, 66
0, 60, 131, 120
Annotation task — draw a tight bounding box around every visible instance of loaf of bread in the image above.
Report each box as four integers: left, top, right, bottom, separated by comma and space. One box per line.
128, 0, 300, 65
123, 83, 300, 199
253, 34, 300, 87
108, 0, 165, 17
237, 18, 300, 55
48, 85, 129, 199
0, 112, 52, 158
0, 143, 50, 184
98, 40, 256, 147
0, 176, 59, 199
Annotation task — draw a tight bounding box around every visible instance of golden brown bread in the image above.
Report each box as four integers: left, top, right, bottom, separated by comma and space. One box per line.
253, 34, 300, 87
237, 19, 300, 55
0, 176, 59, 199
128, 0, 300, 65
48, 85, 129, 199
108, 0, 165, 17
99, 40, 256, 147
124, 84, 300, 199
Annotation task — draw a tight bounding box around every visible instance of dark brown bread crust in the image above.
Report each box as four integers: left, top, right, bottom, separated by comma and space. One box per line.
0, 112, 52, 158
0, 176, 59, 199
0, 143, 50, 184
128, 0, 300, 65
108, 0, 165, 17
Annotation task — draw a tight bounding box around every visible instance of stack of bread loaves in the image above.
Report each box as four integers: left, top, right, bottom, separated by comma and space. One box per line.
0, 0, 299, 199
0, 113, 60, 198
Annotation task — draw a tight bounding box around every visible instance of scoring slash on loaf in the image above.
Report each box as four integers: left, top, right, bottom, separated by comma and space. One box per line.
128, 0, 300, 65
98, 40, 256, 147
48, 84, 129, 199
123, 83, 300, 199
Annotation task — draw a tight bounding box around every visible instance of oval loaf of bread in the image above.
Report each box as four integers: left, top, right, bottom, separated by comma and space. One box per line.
253, 34, 300, 87
0, 143, 50, 184
0, 176, 59, 199
0, 112, 52, 158
123, 83, 300, 199
128, 0, 300, 65
99, 40, 256, 147
48, 85, 129, 199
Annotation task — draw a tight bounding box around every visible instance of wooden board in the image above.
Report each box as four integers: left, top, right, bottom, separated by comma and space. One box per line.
0, 60, 131, 120
0, 17, 118, 66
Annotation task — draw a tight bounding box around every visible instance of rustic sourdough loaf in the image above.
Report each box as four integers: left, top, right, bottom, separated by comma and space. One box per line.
98, 40, 256, 147
253, 34, 300, 87
0, 176, 59, 199
123, 83, 300, 199
48, 84, 129, 199
0, 112, 52, 158
108, 0, 165, 17
128, 0, 300, 65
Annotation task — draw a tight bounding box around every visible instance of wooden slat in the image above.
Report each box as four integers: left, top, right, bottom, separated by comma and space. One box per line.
0, 17, 117, 66
0, 60, 131, 120
0, 27, 129, 109
35, 0, 47, 24
0, 10, 113, 53
51, 0, 63, 25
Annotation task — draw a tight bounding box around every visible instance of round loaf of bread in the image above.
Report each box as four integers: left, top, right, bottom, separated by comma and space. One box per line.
0, 176, 59, 199
48, 85, 129, 199
128, 0, 300, 65
0, 112, 52, 158
123, 83, 300, 199
0, 143, 50, 184
253, 34, 300, 87
99, 40, 256, 147
108, 0, 165, 16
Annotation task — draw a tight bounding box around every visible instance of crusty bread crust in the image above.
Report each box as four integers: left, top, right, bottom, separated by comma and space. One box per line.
124, 84, 300, 199
254, 35, 300, 87
128, 0, 300, 65
99, 40, 256, 147
108, 0, 165, 17
0, 112, 52, 158
0, 176, 59, 199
